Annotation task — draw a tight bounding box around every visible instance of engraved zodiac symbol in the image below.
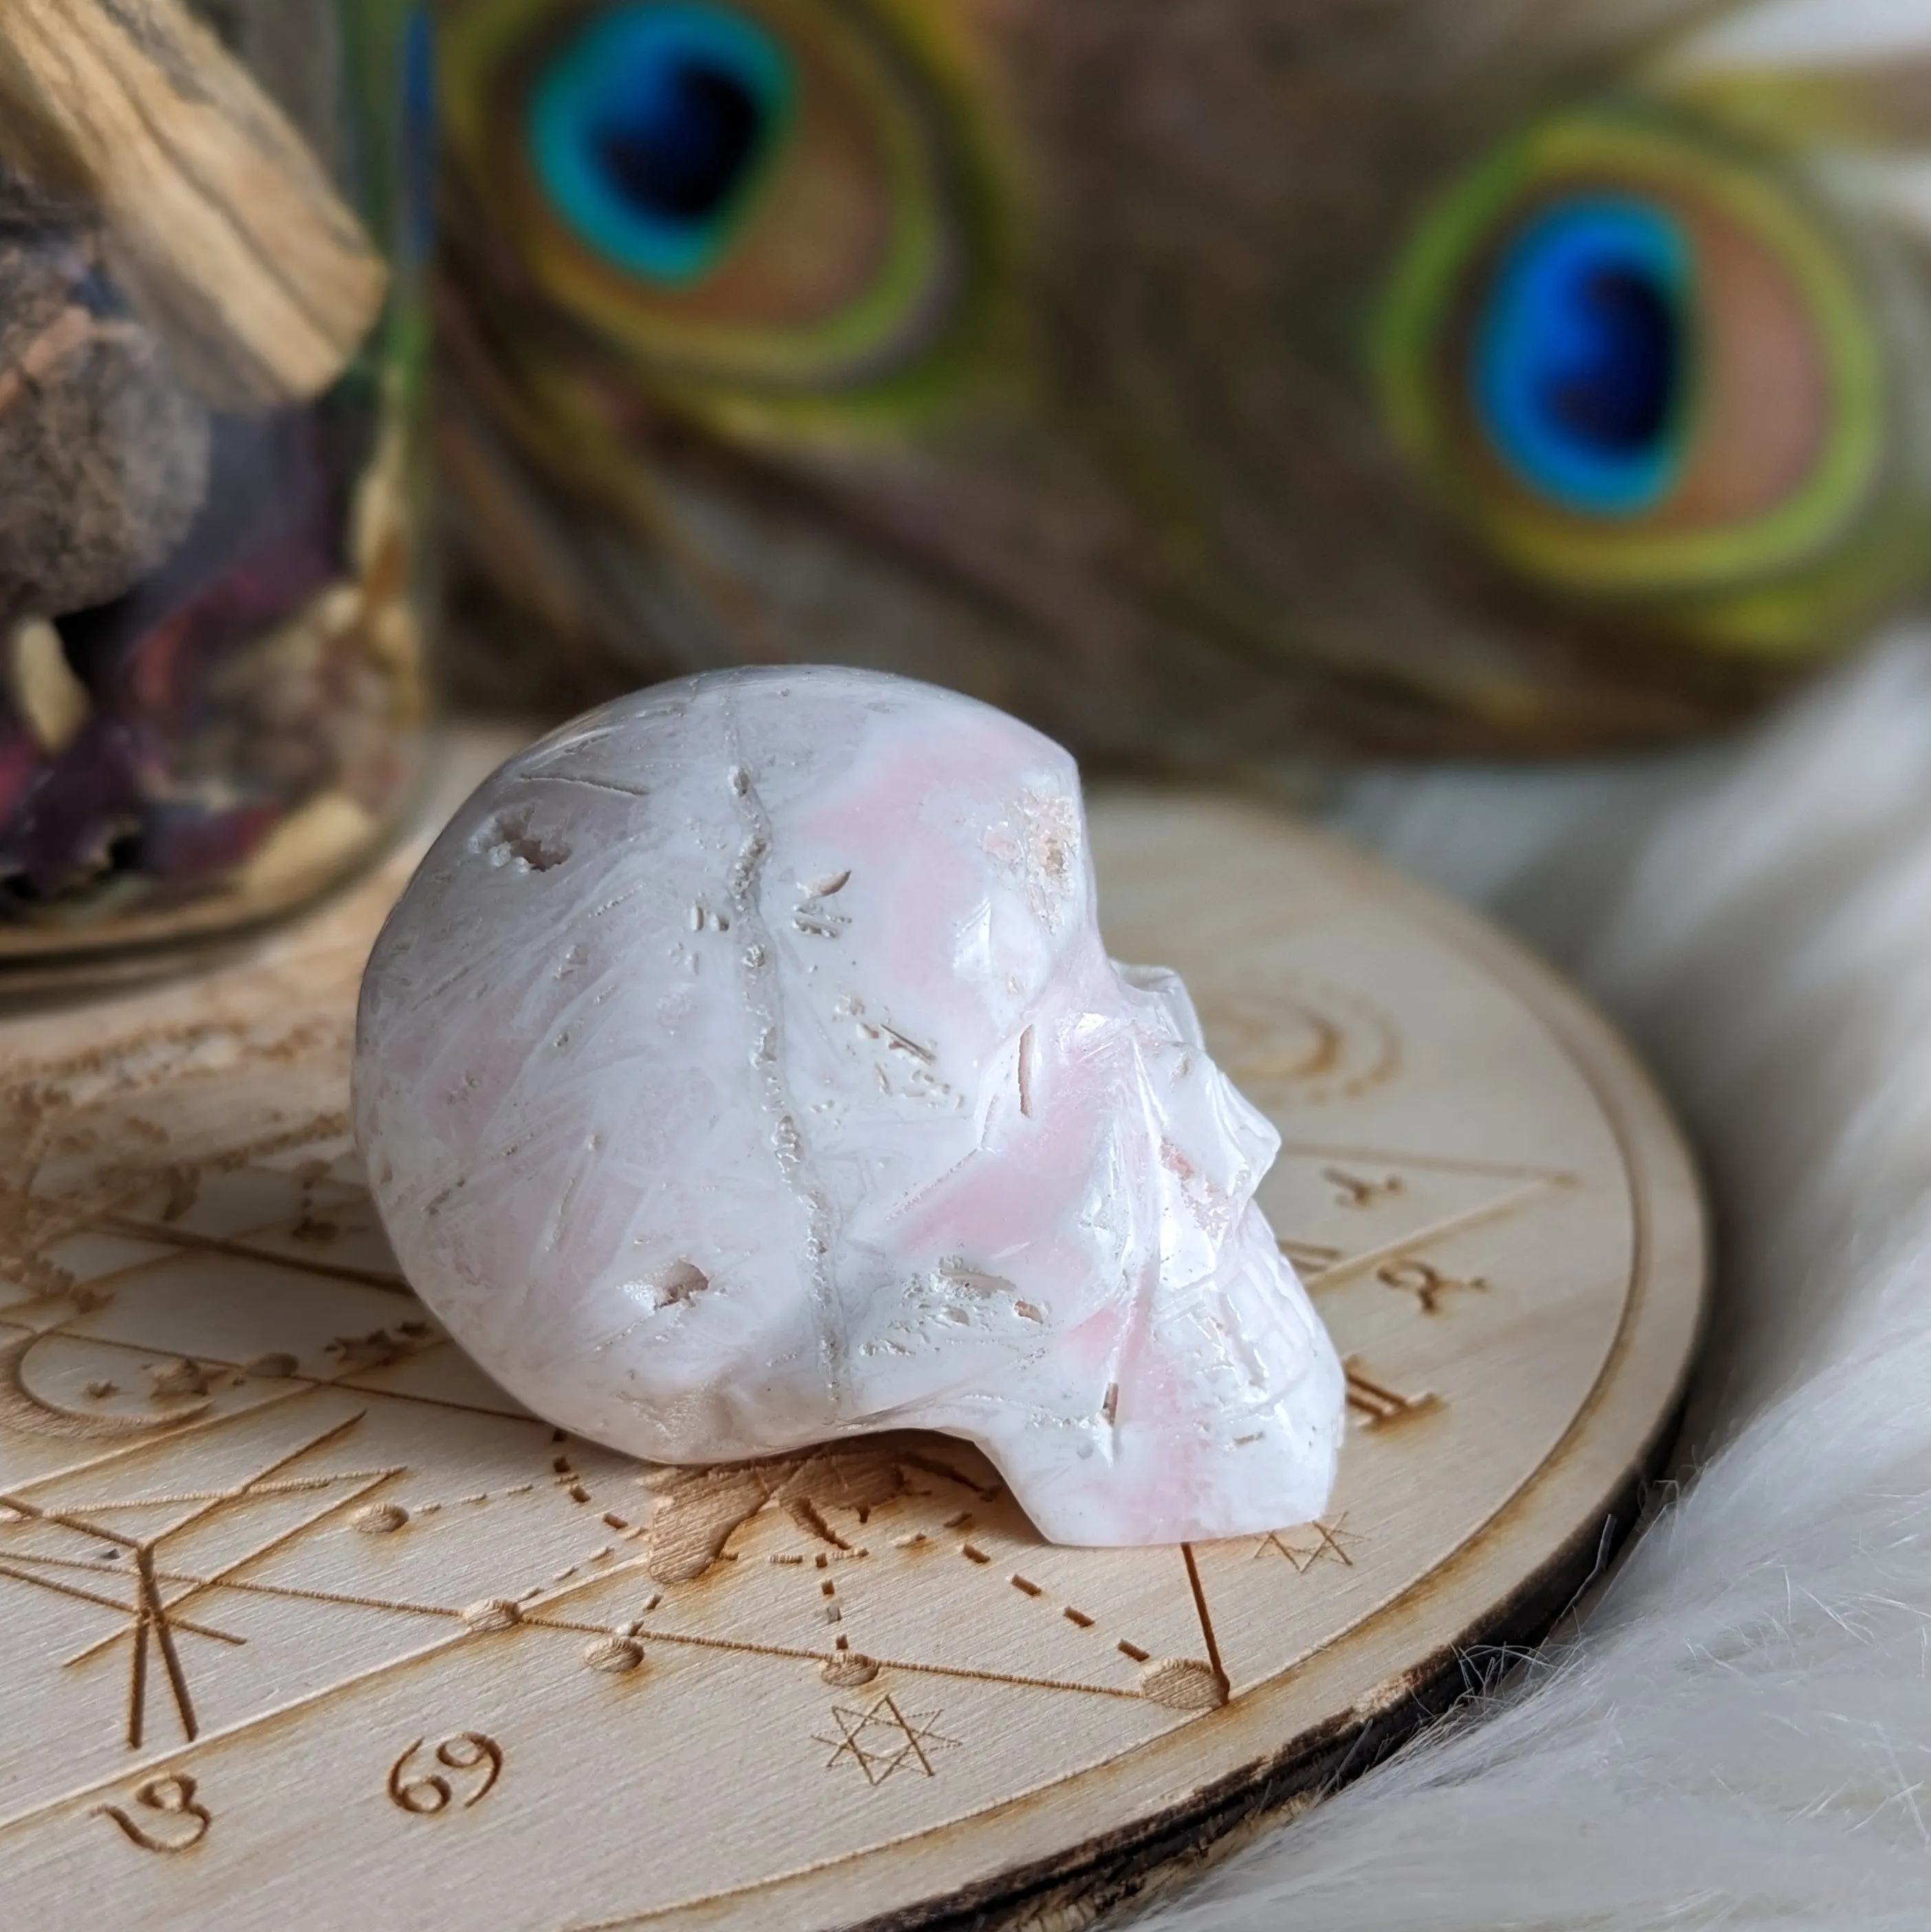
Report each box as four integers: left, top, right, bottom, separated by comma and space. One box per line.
643, 1437, 997, 1584
1216, 980, 1400, 1105
96, 1774, 211, 1853
387, 1733, 504, 1814
815, 1696, 957, 1787
1377, 1258, 1487, 1315
1322, 1166, 1404, 1209
0, 1323, 209, 1441
1253, 1516, 1361, 1574
1344, 1362, 1442, 1430
1277, 1238, 1342, 1278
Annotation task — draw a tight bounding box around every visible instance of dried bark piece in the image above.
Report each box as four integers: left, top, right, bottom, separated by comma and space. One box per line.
0, 0, 388, 409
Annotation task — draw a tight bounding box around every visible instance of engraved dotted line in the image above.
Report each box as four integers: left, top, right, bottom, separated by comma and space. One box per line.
767, 1541, 874, 1680
942, 1512, 1152, 1666
352, 1437, 654, 1574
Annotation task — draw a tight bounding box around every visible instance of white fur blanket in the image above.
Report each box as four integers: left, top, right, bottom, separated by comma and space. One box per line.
1140, 634, 1931, 1930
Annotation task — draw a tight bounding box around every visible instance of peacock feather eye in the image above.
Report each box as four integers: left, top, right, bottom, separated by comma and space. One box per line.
1377, 107, 1931, 660
528, 3, 796, 287
1472, 195, 1694, 519
443, 0, 982, 404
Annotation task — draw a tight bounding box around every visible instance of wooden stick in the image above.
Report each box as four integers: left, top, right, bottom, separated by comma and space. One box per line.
0, 0, 389, 409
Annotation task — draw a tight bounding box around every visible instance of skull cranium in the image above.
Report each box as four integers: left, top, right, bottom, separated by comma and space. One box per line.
354, 667, 1343, 1545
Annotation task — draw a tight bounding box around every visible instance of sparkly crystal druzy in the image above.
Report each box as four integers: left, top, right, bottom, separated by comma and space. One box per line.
354, 667, 1343, 1545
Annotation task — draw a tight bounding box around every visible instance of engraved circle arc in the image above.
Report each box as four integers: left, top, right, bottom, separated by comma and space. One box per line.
561, 802, 1668, 1927
0, 804, 1663, 1907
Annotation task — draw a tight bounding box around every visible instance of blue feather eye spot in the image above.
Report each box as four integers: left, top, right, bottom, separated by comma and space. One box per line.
452, 0, 986, 395
1377, 109, 1928, 658
1472, 197, 1694, 518
529, 3, 795, 286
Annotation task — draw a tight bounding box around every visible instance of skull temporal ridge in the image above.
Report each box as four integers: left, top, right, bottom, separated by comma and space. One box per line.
354, 667, 1344, 1545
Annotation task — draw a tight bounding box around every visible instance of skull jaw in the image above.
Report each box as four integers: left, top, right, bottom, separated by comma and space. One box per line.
952, 1357, 1344, 1548
914, 1205, 1347, 1548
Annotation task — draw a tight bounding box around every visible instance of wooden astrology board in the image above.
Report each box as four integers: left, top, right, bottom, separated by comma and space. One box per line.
0, 755, 1705, 1931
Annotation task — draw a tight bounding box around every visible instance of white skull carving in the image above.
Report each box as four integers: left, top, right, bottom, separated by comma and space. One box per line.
354, 667, 1343, 1545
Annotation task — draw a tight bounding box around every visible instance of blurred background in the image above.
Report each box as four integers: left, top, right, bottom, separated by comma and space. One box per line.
4, 0, 1930, 958
436, 0, 1931, 768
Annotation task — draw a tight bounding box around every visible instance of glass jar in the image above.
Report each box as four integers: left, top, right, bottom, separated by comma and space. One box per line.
0, 0, 432, 980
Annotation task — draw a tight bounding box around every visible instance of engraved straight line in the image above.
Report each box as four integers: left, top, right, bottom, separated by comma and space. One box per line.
1, 1163, 369, 1321
44, 1470, 402, 1510
0, 1327, 456, 1395
0, 1561, 1140, 1838
136, 1545, 197, 1742
0, 1559, 241, 1644
259, 1354, 533, 1426
61, 1496, 422, 1667
0, 1188, 397, 1342
0, 1207, 332, 1327
8, 1417, 371, 1558
0, 1236, 203, 1321
63, 1463, 404, 1666
1275, 1140, 1578, 1185
1304, 1180, 1555, 1292
97, 1213, 413, 1294
0, 1352, 533, 1502
0, 1379, 345, 1499
894, 1696, 938, 1779
1180, 1543, 1229, 1699
134, 1574, 458, 1620
827, 1655, 1140, 1702
138, 1414, 369, 1548
127, 1600, 149, 1751
142, 1466, 404, 1621
0, 1491, 143, 1551
518, 1614, 1146, 1699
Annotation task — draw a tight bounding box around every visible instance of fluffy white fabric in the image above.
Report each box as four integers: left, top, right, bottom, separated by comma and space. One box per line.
1139, 632, 1931, 1930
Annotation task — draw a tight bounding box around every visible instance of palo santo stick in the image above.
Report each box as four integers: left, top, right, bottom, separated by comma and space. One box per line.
0, 0, 389, 409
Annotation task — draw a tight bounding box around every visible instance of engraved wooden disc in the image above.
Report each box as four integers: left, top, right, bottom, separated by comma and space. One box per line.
0, 766, 1704, 1932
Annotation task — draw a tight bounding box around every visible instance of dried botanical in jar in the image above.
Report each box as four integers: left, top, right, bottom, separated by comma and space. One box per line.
0, 0, 432, 970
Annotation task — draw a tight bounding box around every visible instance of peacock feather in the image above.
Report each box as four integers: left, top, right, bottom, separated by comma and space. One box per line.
1377, 99, 1931, 662
436, 0, 1931, 757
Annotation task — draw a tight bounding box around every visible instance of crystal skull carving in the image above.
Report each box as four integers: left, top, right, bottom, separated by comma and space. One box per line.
354, 667, 1344, 1545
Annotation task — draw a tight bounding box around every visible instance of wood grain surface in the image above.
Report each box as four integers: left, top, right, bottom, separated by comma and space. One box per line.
0, 747, 1705, 1931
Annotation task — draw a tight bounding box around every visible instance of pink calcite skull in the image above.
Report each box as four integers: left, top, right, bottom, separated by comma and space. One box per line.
354, 667, 1343, 1544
